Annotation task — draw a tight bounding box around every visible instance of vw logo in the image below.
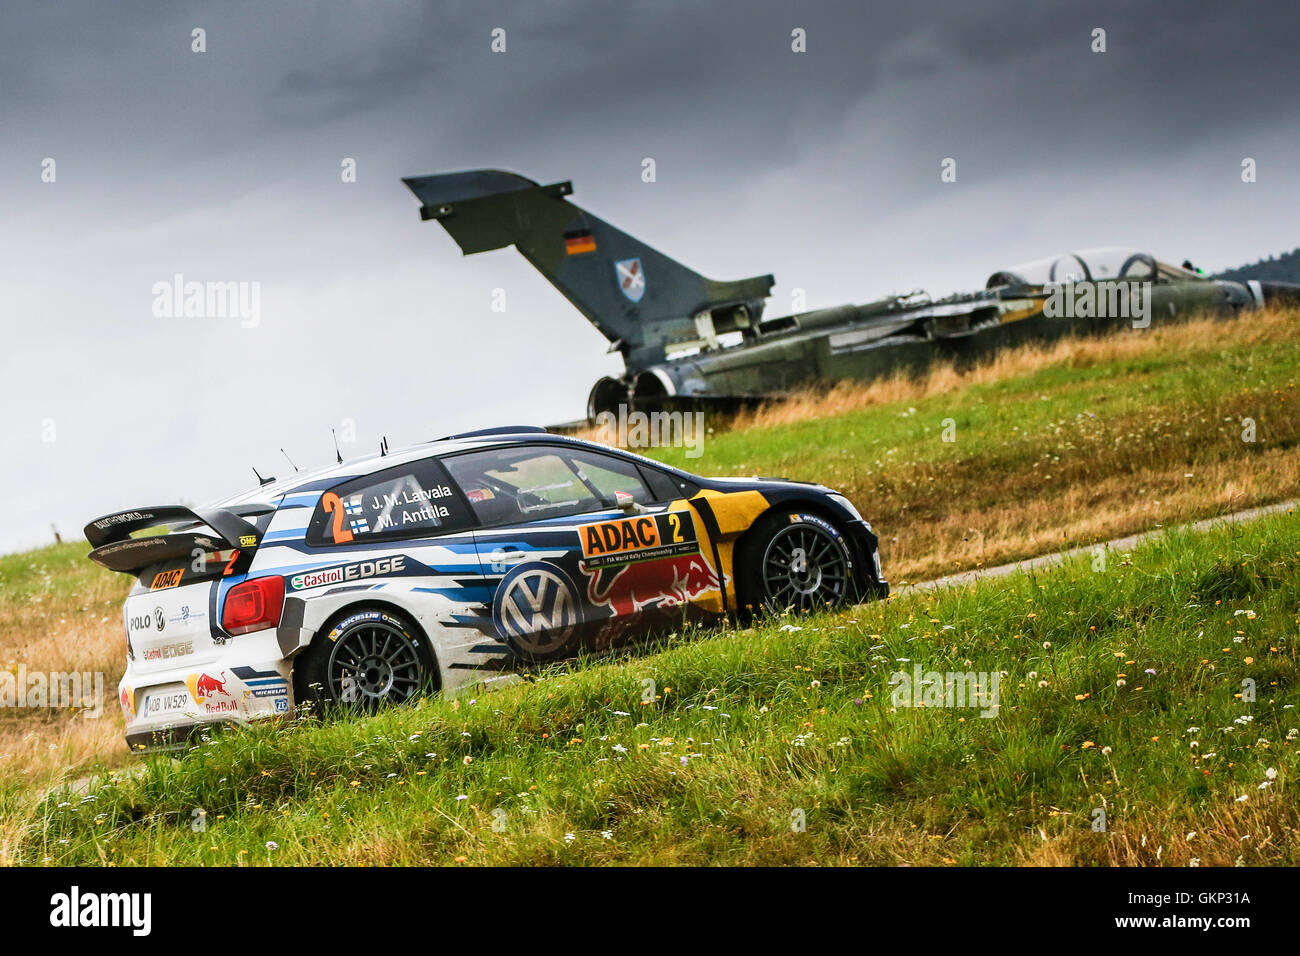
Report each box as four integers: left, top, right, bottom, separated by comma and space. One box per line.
492, 562, 581, 660
153, 607, 166, 632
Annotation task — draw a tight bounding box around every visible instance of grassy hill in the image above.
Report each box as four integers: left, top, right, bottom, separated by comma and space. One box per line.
1, 306, 1298, 864
18, 507, 1300, 866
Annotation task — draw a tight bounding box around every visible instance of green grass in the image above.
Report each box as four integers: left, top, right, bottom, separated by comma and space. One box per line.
0, 542, 113, 609
649, 325, 1299, 477
20, 509, 1299, 866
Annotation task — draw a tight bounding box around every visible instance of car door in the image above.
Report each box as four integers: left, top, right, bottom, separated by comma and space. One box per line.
441, 443, 720, 661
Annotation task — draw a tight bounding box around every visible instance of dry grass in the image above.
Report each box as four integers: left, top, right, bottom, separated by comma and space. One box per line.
875, 393, 1300, 582
0, 546, 130, 803
724, 309, 1297, 431
1019, 796, 1299, 867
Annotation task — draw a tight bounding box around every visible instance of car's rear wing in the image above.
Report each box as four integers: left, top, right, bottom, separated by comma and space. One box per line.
84, 504, 272, 574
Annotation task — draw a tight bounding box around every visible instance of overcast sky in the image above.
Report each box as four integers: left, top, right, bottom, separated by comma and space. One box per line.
3, 0, 1299, 553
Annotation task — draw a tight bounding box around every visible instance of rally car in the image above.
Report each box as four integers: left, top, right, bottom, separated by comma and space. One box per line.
86, 427, 887, 751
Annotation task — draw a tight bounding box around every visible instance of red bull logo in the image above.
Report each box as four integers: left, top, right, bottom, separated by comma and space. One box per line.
186, 671, 231, 703
588, 554, 721, 617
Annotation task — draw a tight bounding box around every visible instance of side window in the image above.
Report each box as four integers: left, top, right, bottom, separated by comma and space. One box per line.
443, 445, 653, 526
306, 458, 474, 546
573, 452, 653, 504
639, 465, 698, 502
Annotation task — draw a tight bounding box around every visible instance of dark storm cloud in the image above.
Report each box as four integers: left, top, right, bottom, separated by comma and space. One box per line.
242, 0, 1300, 191
8, 1, 1299, 183
279, 58, 440, 115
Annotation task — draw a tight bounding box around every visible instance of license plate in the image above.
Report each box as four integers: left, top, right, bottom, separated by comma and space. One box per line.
145, 690, 192, 717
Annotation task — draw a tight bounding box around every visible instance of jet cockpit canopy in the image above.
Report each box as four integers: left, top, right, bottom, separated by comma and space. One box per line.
986, 247, 1203, 289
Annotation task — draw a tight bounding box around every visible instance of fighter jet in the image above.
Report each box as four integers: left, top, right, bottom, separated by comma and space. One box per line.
403, 169, 1300, 420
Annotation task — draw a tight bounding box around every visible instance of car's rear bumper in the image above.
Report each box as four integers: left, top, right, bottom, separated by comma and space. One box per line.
118, 642, 294, 752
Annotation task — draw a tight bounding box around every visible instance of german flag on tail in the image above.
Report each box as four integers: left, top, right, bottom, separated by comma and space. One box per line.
564, 228, 597, 256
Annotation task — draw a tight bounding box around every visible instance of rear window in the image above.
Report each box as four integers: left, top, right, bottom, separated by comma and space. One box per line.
306, 458, 474, 546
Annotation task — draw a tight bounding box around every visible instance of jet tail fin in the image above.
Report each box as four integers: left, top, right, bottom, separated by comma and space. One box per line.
402, 169, 774, 370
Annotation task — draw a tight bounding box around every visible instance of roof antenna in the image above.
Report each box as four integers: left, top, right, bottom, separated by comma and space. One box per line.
252, 466, 274, 487
380, 435, 389, 456
281, 448, 299, 472
331, 428, 343, 464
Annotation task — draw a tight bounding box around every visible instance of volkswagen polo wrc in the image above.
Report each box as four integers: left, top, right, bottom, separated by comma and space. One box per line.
86, 427, 887, 751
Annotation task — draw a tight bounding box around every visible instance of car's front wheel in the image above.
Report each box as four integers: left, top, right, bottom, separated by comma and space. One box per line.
737, 509, 855, 616
294, 607, 437, 711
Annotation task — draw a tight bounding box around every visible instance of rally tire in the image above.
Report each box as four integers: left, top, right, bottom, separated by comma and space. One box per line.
294, 607, 438, 712
736, 509, 855, 618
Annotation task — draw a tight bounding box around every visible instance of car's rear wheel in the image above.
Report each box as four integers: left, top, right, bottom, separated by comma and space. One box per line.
294, 607, 437, 711
737, 509, 854, 616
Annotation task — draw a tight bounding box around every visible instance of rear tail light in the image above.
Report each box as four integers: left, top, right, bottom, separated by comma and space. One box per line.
221, 576, 285, 635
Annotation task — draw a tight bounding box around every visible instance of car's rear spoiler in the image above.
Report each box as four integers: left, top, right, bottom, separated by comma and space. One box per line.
84, 504, 272, 574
